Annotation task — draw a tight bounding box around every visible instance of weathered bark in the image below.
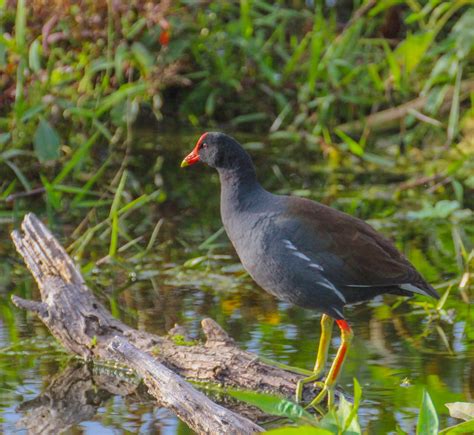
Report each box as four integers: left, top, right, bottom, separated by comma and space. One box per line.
109, 337, 266, 433
11, 213, 320, 433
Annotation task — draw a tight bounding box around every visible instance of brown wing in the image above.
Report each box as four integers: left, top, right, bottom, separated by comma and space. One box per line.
283, 196, 437, 297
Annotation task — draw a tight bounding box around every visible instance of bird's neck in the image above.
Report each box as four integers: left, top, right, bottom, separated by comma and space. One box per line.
218, 165, 264, 214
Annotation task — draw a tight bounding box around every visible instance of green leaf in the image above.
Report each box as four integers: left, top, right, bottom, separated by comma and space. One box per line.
125, 17, 147, 39
109, 170, 128, 257
395, 31, 434, 74
452, 9, 474, 59
21, 103, 46, 122
407, 201, 460, 220
439, 419, 474, 434
361, 152, 395, 167
97, 83, 147, 116
382, 40, 401, 89
447, 65, 462, 144
337, 395, 361, 434
319, 409, 340, 433
28, 38, 42, 72
4, 160, 31, 191
114, 43, 129, 83
15, 0, 27, 53
53, 132, 99, 184
342, 379, 362, 432
231, 112, 268, 126
416, 390, 439, 435
40, 175, 61, 210
33, 118, 61, 162
205, 90, 217, 116
436, 286, 451, 311
183, 256, 207, 268
435, 200, 459, 218
335, 129, 364, 157
227, 389, 312, 422
131, 42, 154, 71
283, 32, 310, 77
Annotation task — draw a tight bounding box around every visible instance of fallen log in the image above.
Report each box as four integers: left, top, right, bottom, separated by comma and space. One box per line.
11, 213, 320, 433
109, 336, 265, 434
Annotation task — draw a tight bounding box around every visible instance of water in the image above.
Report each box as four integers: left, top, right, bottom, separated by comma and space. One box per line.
0, 131, 472, 433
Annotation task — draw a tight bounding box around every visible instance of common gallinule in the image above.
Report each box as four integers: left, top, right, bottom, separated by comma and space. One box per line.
181, 132, 439, 408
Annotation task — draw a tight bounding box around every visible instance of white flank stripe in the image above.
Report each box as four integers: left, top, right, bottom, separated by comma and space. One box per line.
282, 239, 297, 250
319, 279, 346, 303
293, 251, 311, 261
282, 239, 340, 301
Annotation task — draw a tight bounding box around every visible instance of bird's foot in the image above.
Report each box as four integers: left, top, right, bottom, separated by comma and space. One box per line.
295, 371, 322, 404
306, 381, 336, 409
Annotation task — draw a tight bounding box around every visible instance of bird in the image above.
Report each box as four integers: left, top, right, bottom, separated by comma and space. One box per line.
181, 132, 439, 408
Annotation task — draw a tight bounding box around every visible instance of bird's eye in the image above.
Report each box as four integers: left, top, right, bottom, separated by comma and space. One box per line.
201, 142, 208, 149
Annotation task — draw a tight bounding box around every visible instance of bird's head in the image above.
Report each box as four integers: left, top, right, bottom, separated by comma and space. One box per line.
181, 132, 251, 171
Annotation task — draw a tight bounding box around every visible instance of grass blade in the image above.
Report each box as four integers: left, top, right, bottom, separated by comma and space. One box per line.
108, 170, 128, 257
53, 132, 99, 184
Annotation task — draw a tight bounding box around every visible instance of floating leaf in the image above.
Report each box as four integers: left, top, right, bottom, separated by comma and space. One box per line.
33, 118, 61, 162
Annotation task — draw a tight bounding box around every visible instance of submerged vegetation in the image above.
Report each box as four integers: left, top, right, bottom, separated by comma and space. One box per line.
0, 0, 473, 433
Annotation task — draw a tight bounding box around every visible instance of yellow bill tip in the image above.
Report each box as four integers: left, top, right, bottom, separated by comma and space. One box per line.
180, 159, 189, 168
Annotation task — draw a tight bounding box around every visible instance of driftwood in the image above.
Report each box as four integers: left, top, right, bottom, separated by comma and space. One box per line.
11, 213, 321, 434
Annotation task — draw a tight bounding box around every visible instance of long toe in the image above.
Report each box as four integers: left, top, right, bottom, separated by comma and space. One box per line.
306, 383, 336, 410
295, 372, 321, 404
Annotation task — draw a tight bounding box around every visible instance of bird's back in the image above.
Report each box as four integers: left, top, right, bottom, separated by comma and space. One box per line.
221, 190, 438, 318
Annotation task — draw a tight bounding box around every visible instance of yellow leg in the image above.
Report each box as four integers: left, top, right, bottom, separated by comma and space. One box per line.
307, 319, 353, 409
295, 314, 334, 403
